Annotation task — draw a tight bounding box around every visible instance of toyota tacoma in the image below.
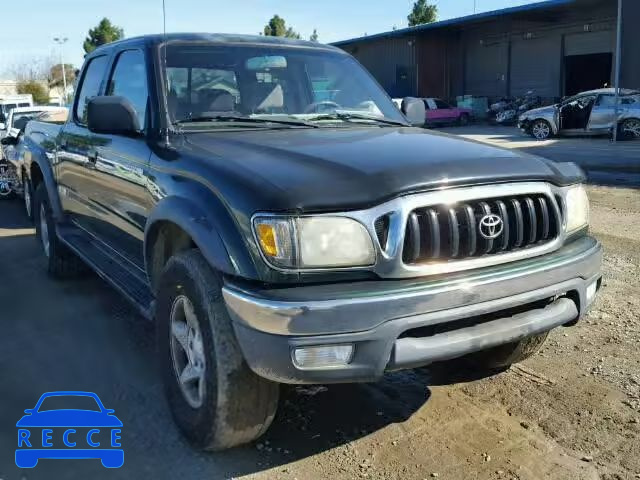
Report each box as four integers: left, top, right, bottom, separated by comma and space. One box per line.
20, 33, 602, 450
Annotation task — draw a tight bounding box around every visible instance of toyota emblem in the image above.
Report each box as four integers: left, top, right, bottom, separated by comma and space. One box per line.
479, 214, 504, 240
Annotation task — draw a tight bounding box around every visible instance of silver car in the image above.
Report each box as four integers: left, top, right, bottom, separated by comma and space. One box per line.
518, 88, 640, 140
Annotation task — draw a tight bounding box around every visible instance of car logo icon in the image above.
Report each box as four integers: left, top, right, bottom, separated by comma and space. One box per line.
479, 214, 504, 240
15, 391, 124, 468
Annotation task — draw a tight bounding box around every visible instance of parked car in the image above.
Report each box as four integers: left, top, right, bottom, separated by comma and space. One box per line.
519, 88, 640, 140
1, 108, 68, 215
0, 94, 33, 134
22, 33, 601, 451
1, 106, 67, 158
423, 98, 471, 126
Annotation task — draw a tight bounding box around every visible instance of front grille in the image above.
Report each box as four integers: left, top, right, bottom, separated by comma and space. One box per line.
402, 193, 560, 264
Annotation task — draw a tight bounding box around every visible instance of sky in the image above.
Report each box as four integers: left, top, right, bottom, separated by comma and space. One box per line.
0, 0, 538, 77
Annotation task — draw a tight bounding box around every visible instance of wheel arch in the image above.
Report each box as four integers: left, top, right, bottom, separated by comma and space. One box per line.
28, 156, 63, 220
144, 196, 257, 291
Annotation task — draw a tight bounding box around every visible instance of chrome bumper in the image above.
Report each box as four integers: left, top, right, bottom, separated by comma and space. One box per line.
223, 236, 602, 384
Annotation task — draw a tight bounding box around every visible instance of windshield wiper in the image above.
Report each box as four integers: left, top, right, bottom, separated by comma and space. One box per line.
306, 112, 408, 127
174, 115, 318, 128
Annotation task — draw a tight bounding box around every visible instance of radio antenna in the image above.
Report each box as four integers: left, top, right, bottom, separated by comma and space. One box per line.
161, 0, 170, 145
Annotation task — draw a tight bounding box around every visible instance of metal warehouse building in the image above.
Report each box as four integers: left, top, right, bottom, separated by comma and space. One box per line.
333, 0, 640, 102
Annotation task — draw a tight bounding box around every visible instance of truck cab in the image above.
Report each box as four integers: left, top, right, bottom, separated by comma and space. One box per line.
23, 33, 601, 452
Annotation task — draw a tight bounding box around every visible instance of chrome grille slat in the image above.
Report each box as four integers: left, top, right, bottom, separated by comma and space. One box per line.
479, 202, 494, 254
403, 192, 560, 266
463, 204, 477, 256
495, 200, 510, 251
448, 208, 460, 258
538, 197, 550, 240
427, 209, 440, 259
511, 198, 524, 247
524, 197, 537, 243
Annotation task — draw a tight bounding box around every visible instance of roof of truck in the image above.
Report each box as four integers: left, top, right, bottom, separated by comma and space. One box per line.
93, 33, 342, 54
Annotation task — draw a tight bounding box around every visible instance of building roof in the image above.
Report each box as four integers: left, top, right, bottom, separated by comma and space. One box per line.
332, 0, 577, 47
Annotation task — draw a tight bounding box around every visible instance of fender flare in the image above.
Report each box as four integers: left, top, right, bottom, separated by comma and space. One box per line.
144, 196, 257, 281
29, 153, 63, 220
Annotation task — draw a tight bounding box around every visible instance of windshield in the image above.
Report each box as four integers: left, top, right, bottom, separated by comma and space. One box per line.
163, 44, 406, 128
36, 395, 102, 412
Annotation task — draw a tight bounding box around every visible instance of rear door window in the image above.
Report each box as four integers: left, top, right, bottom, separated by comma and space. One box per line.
75, 55, 108, 124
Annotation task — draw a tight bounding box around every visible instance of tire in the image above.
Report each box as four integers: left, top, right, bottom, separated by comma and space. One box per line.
157, 249, 279, 451
457, 332, 549, 371
23, 176, 33, 221
33, 183, 86, 278
458, 113, 470, 126
530, 119, 552, 140
618, 118, 640, 140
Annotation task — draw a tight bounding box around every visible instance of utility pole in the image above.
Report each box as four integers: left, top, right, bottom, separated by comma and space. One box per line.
53, 37, 68, 106
474, 0, 477, 14
612, 0, 622, 142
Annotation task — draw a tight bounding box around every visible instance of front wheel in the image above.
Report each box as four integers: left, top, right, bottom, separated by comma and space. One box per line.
157, 249, 279, 451
618, 118, 640, 140
530, 119, 552, 140
458, 113, 470, 126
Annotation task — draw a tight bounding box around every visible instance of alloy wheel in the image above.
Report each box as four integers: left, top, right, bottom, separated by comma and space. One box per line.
170, 295, 206, 408
532, 121, 550, 140
622, 119, 640, 138
39, 204, 50, 258
24, 182, 31, 217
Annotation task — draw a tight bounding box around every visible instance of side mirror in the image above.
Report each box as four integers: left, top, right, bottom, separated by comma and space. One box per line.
401, 97, 426, 127
0, 136, 17, 146
87, 96, 141, 135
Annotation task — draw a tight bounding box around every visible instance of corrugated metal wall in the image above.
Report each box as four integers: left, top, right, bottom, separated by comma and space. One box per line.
336, 0, 639, 100
510, 35, 561, 97
341, 37, 417, 98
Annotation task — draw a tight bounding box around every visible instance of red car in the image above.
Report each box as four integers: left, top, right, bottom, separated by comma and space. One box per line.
423, 98, 471, 126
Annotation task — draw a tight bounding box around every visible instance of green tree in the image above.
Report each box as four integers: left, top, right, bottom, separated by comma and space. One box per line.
263, 15, 301, 39
83, 18, 124, 54
408, 0, 438, 27
310, 29, 319, 42
17, 80, 49, 105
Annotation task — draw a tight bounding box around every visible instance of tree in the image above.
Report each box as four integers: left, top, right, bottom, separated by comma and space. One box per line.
49, 64, 76, 89
310, 29, 319, 42
17, 81, 49, 105
263, 15, 301, 39
408, 0, 438, 27
83, 18, 124, 55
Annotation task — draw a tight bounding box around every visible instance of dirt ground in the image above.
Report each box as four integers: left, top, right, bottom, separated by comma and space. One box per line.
0, 185, 638, 480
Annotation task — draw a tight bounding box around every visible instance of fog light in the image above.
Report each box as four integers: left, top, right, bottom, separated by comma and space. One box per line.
586, 281, 598, 305
292, 344, 354, 369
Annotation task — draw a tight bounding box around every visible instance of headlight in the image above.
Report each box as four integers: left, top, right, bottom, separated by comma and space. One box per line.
564, 184, 589, 234
253, 216, 376, 269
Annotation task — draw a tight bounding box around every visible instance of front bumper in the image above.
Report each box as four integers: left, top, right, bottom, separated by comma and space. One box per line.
223, 236, 602, 384
518, 119, 532, 132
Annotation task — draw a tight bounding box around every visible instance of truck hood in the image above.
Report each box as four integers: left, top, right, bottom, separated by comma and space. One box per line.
183, 126, 581, 212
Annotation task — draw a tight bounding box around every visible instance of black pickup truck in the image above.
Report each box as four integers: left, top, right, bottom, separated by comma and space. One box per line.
19, 33, 602, 450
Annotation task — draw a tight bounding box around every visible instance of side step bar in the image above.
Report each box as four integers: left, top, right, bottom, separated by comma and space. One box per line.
56, 224, 154, 320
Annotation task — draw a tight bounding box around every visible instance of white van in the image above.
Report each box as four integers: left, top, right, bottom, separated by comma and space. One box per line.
0, 94, 34, 128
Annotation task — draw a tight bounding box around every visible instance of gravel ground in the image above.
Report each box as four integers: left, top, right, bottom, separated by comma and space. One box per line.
0, 185, 638, 480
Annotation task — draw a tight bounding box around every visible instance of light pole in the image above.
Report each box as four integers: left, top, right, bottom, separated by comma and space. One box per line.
53, 37, 68, 106
612, 0, 622, 143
